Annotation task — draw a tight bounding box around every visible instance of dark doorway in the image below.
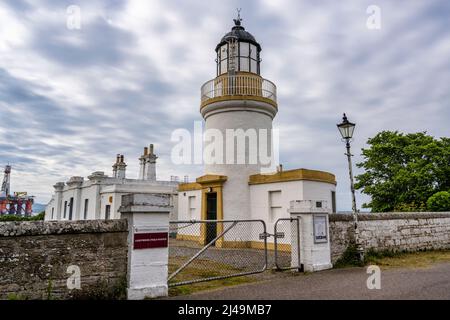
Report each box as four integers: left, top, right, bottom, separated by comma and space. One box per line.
206, 193, 217, 243
68, 197, 74, 220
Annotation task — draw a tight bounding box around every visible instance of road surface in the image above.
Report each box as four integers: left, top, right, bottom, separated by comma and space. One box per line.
168, 262, 450, 300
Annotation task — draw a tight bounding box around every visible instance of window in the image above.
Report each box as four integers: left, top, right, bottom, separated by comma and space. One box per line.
63, 201, 67, 219
331, 191, 336, 213
83, 199, 89, 220
240, 57, 249, 72
188, 196, 196, 219
105, 205, 111, 220
68, 197, 74, 220
250, 44, 257, 59
51, 207, 54, 220
268, 190, 282, 222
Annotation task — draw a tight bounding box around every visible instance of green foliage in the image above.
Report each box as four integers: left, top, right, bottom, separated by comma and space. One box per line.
333, 245, 364, 268
427, 191, 450, 212
0, 211, 45, 222
355, 131, 450, 212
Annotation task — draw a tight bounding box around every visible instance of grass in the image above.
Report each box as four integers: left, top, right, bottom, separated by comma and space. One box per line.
335, 245, 450, 270
167, 256, 257, 296
364, 249, 450, 269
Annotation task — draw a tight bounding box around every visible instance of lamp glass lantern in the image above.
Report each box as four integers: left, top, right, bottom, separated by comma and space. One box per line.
337, 113, 356, 140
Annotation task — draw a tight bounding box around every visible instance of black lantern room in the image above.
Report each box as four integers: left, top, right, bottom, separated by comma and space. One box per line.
215, 16, 262, 76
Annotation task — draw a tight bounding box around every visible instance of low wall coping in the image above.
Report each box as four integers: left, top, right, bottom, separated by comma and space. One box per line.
0, 219, 128, 237
329, 212, 450, 222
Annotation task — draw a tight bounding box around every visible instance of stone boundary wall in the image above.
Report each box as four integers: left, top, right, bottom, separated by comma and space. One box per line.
329, 212, 450, 263
0, 220, 128, 300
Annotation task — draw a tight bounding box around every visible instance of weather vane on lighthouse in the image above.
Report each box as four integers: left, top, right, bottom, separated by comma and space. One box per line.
234, 8, 242, 26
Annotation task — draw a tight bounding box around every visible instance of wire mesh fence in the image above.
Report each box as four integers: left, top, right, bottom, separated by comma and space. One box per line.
274, 218, 300, 270
168, 219, 268, 287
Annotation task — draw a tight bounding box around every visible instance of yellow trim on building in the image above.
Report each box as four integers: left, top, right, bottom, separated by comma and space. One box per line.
200, 95, 278, 109
249, 168, 336, 186
176, 234, 201, 242
196, 174, 227, 246
178, 182, 202, 192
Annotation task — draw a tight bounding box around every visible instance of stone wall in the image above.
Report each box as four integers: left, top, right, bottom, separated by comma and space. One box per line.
0, 220, 128, 300
330, 212, 450, 263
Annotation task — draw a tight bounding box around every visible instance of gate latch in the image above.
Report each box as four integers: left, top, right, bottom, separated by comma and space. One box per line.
259, 232, 272, 240
275, 232, 285, 239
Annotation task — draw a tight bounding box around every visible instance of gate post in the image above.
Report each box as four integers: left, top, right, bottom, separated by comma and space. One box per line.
288, 200, 332, 272
119, 193, 172, 300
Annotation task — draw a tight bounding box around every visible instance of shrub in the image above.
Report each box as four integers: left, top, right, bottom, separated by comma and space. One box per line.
0, 211, 45, 222
427, 191, 450, 212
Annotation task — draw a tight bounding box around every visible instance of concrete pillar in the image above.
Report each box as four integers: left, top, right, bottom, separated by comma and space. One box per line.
53, 182, 65, 220
288, 200, 332, 272
119, 193, 172, 300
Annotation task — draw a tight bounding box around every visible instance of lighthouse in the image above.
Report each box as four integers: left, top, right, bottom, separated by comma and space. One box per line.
178, 15, 336, 247
200, 14, 278, 223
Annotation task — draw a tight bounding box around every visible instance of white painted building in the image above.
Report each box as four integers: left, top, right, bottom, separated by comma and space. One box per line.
177, 17, 337, 247
45, 145, 178, 221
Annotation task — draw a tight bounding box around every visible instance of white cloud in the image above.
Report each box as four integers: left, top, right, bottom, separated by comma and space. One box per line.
0, 0, 448, 211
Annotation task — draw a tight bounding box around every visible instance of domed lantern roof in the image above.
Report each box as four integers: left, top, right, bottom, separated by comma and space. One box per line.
215, 13, 262, 76
215, 18, 261, 52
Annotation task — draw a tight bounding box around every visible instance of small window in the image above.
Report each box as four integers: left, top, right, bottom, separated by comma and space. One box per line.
316, 201, 322, 208
63, 201, 67, 219
105, 205, 111, 220
83, 199, 89, 220
269, 190, 282, 222
188, 196, 196, 219
331, 191, 336, 213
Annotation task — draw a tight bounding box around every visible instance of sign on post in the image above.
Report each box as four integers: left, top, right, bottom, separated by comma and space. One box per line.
133, 232, 168, 249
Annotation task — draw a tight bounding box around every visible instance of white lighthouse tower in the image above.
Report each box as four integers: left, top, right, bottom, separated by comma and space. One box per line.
199, 14, 278, 224
177, 15, 337, 247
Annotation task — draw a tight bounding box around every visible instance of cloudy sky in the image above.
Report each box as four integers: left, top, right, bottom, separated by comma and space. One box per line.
0, 0, 449, 211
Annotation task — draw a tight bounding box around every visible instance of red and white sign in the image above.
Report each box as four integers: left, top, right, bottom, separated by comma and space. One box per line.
133, 232, 168, 249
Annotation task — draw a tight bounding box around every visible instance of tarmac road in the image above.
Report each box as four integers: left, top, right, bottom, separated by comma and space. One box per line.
168, 262, 450, 300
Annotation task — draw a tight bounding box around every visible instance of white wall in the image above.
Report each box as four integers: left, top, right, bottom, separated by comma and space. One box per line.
249, 180, 336, 245
177, 190, 202, 221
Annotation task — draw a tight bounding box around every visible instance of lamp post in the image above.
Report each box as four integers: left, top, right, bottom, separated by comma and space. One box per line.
337, 113, 363, 261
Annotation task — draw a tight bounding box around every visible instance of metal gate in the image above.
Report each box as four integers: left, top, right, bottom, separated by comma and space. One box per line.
273, 217, 301, 270
168, 219, 268, 287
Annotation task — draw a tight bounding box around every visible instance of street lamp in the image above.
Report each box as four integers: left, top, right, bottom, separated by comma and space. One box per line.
337, 113, 357, 214
337, 113, 363, 260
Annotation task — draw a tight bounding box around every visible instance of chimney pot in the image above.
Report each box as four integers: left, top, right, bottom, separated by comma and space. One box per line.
144, 147, 148, 156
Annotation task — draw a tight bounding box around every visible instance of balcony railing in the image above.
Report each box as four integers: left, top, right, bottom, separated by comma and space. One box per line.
201, 73, 277, 107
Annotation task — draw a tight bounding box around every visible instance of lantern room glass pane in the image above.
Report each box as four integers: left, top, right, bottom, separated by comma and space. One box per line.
240, 57, 249, 72
250, 44, 257, 59
221, 59, 228, 74
221, 44, 228, 59
250, 59, 257, 73
240, 42, 249, 57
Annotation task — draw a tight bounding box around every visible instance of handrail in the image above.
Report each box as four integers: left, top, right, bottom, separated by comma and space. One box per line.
200, 73, 277, 105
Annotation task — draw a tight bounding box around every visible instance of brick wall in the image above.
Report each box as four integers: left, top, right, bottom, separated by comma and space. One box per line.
0, 220, 128, 300
330, 212, 450, 263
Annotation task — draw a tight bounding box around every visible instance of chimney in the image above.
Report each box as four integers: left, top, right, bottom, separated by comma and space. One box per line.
116, 154, 127, 179
145, 144, 158, 181
112, 154, 120, 178
139, 147, 147, 180
149, 144, 154, 155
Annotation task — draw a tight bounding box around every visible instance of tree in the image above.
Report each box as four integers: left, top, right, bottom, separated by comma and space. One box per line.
354, 131, 450, 212
427, 191, 450, 212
